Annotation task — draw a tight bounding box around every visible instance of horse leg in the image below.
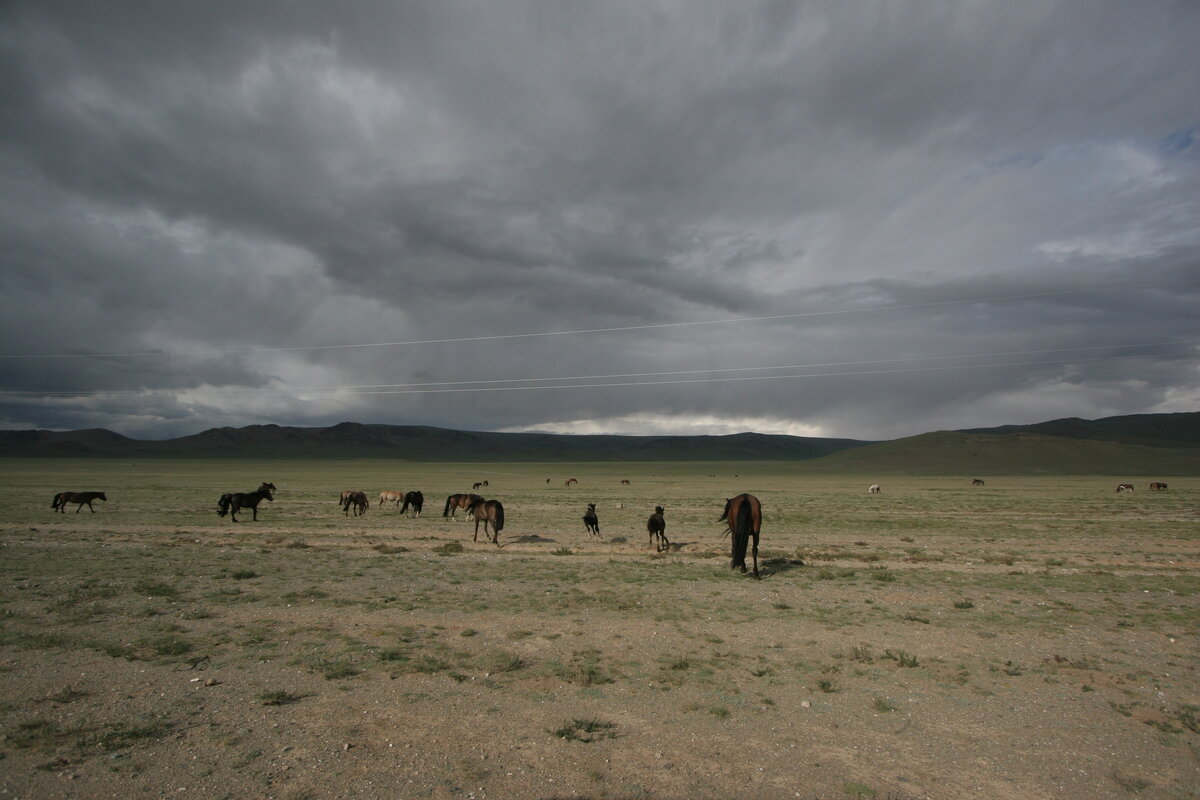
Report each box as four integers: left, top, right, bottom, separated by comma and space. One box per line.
751, 532, 760, 580
473, 518, 480, 542
87, 501, 95, 512
252, 506, 258, 521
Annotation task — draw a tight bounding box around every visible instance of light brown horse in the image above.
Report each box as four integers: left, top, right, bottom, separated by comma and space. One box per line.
470, 498, 505, 544
379, 490, 404, 508
564, 478, 578, 486
52, 491, 107, 513
719, 493, 762, 579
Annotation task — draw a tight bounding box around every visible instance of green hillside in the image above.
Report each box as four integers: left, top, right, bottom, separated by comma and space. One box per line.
797, 430, 1200, 475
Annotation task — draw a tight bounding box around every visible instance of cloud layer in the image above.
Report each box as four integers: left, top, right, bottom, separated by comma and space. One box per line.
1, 1, 1197, 439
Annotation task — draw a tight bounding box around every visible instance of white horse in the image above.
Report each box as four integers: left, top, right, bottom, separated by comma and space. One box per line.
868, 484, 881, 494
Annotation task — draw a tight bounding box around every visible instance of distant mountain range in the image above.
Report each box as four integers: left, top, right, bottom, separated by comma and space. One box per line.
1, 412, 1196, 474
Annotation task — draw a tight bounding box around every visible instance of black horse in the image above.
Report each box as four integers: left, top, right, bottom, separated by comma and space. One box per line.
342, 491, 369, 516
400, 490, 424, 518
52, 491, 107, 513
583, 503, 600, 537
443, 493, 483, 519
647, 506, 668, 552
470, 498, 505, 544
217, 486, 273, 522
719, 493, 762, 579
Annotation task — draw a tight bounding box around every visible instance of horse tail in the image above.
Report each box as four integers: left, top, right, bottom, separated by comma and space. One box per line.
52, 493, 63, 509
493, 502, 505, 533
217, 495, 230, 517
731, 499, 753, 569
443, 495, 453, 517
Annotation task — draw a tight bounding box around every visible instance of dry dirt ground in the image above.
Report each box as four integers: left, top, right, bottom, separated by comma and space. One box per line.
0, 464, 1197, 800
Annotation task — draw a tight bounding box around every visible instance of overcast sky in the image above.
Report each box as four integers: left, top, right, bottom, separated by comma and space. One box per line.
1, 1, 1197, 442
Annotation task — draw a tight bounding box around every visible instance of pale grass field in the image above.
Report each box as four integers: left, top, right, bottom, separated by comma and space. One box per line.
1, 459, 1197, 800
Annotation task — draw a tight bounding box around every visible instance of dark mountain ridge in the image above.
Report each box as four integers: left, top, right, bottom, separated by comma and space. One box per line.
1, 412, 1196, 473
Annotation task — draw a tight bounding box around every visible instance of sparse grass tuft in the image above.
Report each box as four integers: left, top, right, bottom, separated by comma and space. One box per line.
260, 690, 305, 706
552, 718, 617, 742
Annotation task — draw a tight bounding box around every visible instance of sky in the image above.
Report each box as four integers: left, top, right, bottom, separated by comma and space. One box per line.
1, 1, 1197, 442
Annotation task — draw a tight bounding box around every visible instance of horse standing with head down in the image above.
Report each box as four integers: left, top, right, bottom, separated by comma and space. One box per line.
719, 493, 762, 579
647, 506, 668, 552
470, 498, 505, 544
401, 491, 424, 518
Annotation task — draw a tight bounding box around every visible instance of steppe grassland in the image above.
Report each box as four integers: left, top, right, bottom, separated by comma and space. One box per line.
1, 459, 1197, 799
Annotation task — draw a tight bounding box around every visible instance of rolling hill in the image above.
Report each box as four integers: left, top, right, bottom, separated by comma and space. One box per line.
1, 412, 1196, 474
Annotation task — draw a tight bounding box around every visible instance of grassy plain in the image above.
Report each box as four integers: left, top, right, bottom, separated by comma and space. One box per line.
1, 459, 1197, 799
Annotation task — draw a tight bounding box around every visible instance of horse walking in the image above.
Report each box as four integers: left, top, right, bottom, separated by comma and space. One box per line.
583, 503, 600, 537
720, 493, 762, 579
470, 499, 505, 544
647, 506, 668, 552
342, 491, 368, 516
401, 490, 424, 518
52, 491, 107, 513
379, 490, 404, 508
217, 486, 273, 522
443, 493, 483, 519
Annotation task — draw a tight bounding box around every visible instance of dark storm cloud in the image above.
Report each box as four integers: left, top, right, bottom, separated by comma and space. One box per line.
1, 1, 1197, 439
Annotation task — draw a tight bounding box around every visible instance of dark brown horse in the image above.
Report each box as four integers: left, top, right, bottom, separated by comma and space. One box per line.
1116, 484, 1135, 493
217, 486, 273, 522
583, 503, 600, 537
52, 491, 107, 513
401, 490, 424, 518
470, 498, 505, 544
443, 493, 483, 519
647, 506, 668, 552
343, 491, 369, 516
720, 493, 762, 579
972, 478, 985, 486
1150, 482, 1168, 491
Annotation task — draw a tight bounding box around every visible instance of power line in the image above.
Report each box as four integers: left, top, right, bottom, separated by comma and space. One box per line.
2, 277, 1195, 360
3, 345, 1193, 398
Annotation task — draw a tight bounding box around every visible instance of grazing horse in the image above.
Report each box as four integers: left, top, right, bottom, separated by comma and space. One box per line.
473, 482, 483, 490
379, 490, 404, 508
470, 498, 505, 544
217, 486, 273, 522
400, 490, 424, 518
564, 478, 578, 486
343, 491, 369, 516
52, 491, 107, 513
868, 484, 881, 494
443, 493, 483, 519
620, 479, 631, 485
720, 493, 762, 579
583, 503, 600, 537
1116, 484, 1135, 493
972, 479, 985, 487
1150, 482, 1168, 491
647, 506, 668, 552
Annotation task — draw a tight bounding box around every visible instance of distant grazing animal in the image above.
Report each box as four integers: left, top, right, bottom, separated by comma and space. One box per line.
647, 506, 668, 552
720, 493, 762, 579
473, 482, 483, 489
1150, 482, 1168, 491
52, 491, 107, 513
401, 490, 424, 518
620, 479, 631, 485
343, 491, 369, 516
972, 479, 985, 487
546, 478, 551, 484
443, 493, 483, 519
564, 478, 578, 486
217, 486, 273, 522
1116, 484, 1135, 493
379, 490, 404, 508
470, 498, 505, 544
868, 484, 881, 494
583, 503, 600, 537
